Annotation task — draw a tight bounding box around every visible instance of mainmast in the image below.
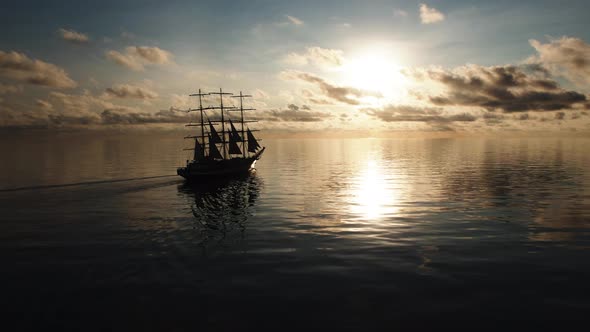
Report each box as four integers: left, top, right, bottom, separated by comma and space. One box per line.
231, 91, 254, 158
209, 88, 233, 159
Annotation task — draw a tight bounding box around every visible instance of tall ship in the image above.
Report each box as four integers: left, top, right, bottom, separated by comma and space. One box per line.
177, 88, 265, 180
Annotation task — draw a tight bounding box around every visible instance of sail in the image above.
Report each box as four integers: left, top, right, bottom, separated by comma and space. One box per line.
247, 128, 261, 153
208, 135, 223, 159
229, 120, 242, 142
228, 134, 242, 155
193, 139, 204, 160
209, 121, 222, 144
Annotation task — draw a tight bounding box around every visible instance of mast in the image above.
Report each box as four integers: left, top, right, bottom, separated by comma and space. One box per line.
198, 89, 205, 155
188, 89, 210, 160
209, 88, 233, 159
231, 91, 253, 158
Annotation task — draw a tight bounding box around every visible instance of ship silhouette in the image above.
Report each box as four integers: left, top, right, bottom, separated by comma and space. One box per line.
177, 89, 265, 180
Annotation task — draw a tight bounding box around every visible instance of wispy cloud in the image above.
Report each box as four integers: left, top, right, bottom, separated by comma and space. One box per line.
36, 99, 53, 111
280, 70, 382, 105
254, 104, 332, 122
284, 46, 344, 68
100, 108, 189, 125
104, 84, 158, 99
0, 50, 77, 88
393, 9, 408, 17
361, 104, 476, 123
419, 4, 445, 24
58, 28, 89, 44
528, 36, 590, 87
105, 46, 174, 71
0, 83, 23, 94
285, 15, 304, 26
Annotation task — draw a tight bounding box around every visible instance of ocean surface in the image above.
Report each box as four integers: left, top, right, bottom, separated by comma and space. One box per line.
1, 131, 589, 329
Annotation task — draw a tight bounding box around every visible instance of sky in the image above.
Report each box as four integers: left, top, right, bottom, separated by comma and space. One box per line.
1, 0, 590, 133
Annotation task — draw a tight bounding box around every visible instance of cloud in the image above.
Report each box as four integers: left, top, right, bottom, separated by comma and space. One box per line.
104, 84, 158, 99
286, 15, 304, 26
394, 9, 408, 17
0, 87, 193, 127
36, 99, 53, 111
100, 108, 189, 125
58, 28, 89, 43
253, 89, 270, 100
419, 4, 445, 24
280, 70, 382, 105
361, 104, 476, 123
0, 50, 77, 88
284, 46, 344, 67
170, 94, 192, 109
105, 50, 144, 71
410, 64, 586, 112
48, 90, 115, 115
105, 46, 174, 71
529, 36, 590, 87
254, 106, 332, 122
127, 46, 173, 64
0, 83, 23, 94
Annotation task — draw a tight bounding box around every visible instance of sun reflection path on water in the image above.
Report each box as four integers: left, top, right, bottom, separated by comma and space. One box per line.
348, 159, 403, 222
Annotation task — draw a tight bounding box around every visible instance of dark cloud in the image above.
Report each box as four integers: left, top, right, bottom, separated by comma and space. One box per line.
517, 113, 531, 121
522, 63, 551, 77
416, 65, 586, 112
281, 70, 382, 105
555, 111, 565, 120
361, 104, 477, 123
0, 50, 77, 88
104, 84, 158, 99
48, 114, 99, 126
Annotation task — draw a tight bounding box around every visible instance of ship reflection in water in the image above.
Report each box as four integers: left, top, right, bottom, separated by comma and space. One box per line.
178, 173, 262, 239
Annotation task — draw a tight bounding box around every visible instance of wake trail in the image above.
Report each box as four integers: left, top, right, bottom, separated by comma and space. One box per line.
0, 175, 178, 192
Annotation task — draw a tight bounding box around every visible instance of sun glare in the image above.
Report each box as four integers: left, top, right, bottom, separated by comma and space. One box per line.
342, 48, 407, 102
350, 159, 400, 220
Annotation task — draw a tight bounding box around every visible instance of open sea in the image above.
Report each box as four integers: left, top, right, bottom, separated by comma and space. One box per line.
1, 131, 589, 329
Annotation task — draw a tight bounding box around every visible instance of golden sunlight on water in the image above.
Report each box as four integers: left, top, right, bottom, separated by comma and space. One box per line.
349, 159, 402, 221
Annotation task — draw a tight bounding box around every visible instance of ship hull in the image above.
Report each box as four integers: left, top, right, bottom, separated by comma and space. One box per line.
177, 148, 265, 180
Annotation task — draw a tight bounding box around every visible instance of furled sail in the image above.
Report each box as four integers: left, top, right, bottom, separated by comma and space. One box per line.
228, 134, 242, 155
208, 134, 223, 159
247, 128, 260, 153
229, 120, 242, 142
193, 139, 204, 160
209, 121, 222, 144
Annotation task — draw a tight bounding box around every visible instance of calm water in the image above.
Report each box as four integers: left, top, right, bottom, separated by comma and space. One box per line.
1, 131, 590, 329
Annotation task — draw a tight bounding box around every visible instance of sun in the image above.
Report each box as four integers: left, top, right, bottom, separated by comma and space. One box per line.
341, 48, 407, 102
